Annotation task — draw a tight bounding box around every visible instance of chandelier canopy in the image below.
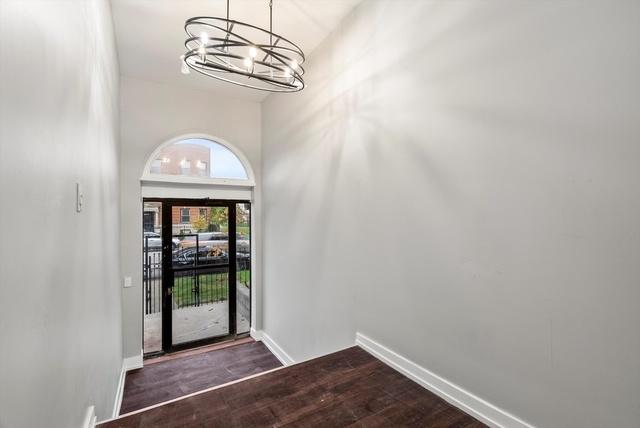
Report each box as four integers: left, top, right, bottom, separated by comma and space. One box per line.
182, 0, 305, 92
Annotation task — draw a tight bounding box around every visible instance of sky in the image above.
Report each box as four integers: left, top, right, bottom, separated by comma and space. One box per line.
175, 138, 248, 179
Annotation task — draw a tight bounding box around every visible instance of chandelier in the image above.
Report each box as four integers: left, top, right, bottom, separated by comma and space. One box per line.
181, 0, 305, 92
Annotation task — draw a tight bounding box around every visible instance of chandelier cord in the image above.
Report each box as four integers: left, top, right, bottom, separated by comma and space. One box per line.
269, 0, 273, 67
269, 0, 273, 46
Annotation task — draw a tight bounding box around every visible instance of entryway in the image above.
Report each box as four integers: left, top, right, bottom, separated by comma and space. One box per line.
142, 198, 252, 356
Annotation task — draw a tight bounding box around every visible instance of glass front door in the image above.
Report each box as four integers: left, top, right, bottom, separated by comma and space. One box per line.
171, 206, 231, 346
142, 199, 251, 355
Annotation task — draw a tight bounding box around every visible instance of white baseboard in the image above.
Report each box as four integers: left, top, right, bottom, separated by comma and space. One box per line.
356, 333, 534, 428
250, 327, 263, 341
82, 405, 96, 428
259, 331, 295, 366
112, 363, 126, 418
123, 350, 144, 371
113, 350, 144, 418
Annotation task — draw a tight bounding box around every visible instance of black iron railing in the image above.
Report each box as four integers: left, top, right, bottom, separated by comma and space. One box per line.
172, 268, 229, 308
143, 237, 251, 315
143, 237, 162, 315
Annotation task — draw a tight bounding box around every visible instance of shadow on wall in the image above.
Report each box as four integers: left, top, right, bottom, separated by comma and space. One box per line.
265, 1, 539, 253
266, 0, 630, 252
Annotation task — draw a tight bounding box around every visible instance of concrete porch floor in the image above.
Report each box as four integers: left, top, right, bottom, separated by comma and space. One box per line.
144, 300, 250, 353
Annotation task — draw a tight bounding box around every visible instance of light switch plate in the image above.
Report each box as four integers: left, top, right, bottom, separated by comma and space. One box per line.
123, 276, 133, 288
76, 182, 84, 212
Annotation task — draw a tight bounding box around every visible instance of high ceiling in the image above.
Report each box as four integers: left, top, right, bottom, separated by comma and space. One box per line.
110, 0, 363, 102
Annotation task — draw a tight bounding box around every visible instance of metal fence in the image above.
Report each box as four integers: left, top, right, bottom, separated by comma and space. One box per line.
172, 268, 229, 308
143, 238, 251, 315
143, 241, 162, 315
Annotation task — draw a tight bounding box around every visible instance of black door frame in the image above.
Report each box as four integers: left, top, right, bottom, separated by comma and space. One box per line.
144, 197, 251, 354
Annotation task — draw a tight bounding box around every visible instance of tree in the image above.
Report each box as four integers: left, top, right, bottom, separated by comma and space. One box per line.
237, 205, 249, 225
209, 207, 227, 231
192, 215, 209, 232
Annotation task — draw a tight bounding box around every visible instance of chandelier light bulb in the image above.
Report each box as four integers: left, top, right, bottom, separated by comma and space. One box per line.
197, 46, 206, 61
200, 32, 209, 45
180, 55, 190, 74
249, 46, 258, 58
290, 59, 298, 70
244, 57, 254, 72
283, 67, 291, 78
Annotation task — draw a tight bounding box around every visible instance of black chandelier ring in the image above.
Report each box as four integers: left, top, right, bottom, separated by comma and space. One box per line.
183, 47, 304, 90
185, 51, 304, 90
182, 3, 306, 93
184, 34, 306, 77
185, 17, 305, 65
186, 50, 304, 85
185, 37, 304, 75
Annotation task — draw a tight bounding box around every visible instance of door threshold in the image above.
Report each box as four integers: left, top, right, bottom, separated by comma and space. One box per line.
144, 336, 254, 365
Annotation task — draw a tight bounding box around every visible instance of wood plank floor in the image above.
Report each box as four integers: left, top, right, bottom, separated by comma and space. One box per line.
102, 346, 486, 427
119, 340, 282, 414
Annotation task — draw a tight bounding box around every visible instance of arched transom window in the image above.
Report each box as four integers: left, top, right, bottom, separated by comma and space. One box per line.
143, 137, 254, 185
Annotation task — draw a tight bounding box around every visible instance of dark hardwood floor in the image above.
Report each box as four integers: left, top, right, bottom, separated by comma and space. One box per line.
102, 346, 486, 428
119, 340, 282, 414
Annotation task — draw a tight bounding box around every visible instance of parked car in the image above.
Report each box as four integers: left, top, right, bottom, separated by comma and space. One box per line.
177, 232, 249, 253
143, 232, 179, 250
172, 245, 228, 267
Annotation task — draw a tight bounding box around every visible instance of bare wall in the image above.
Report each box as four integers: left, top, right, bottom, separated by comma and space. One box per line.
261, 1, 640, 427
119, 76, 262, 358
0, 0, 122, 426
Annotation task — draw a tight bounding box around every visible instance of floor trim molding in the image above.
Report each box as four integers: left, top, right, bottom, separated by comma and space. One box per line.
112, 366, 126, 419
250, 327, 263, 341
83, 405, 96, 428
123, 350, 144, 371
113, 350, 144, 418
255, 330, 294, 366
355, 333, 534, 428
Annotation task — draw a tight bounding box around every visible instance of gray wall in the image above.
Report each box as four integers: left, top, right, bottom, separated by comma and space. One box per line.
0, 0, 122, 426
261, 1, 640, 427
119, 77, 262, 358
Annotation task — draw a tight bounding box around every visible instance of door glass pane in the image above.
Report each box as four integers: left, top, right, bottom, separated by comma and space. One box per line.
143, 201, 162, 354
236, 203, 251, 334
172, 206, 230, 345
